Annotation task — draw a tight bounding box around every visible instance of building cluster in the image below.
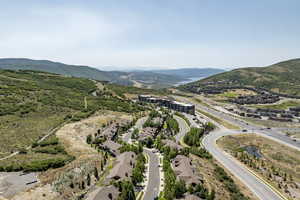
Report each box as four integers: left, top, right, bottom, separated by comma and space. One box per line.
230, 94, 280, 105
138, 95, 195, 115
227, 106, 300, 122
92, 120, 140, 200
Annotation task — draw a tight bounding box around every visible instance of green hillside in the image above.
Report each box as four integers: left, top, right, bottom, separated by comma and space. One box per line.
181, 58, 300, 96
0, 69, 144, 156
0, 58, 184, 88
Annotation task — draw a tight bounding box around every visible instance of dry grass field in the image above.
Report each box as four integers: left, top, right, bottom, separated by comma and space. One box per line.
218, 134, 300, 200
191, 154, 258, 200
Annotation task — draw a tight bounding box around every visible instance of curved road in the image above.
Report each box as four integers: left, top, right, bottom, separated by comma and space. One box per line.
174, 115, 190, 142
172, 95, 299, 200
175, 96, 300, 151
202, 129, 283, 200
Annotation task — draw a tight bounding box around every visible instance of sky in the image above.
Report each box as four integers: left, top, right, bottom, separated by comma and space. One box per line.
0, 0, 300, 70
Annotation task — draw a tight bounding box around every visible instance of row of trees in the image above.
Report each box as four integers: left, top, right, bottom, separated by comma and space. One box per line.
165, 115, 179, 135
214, 165, 249, 200
184, 127, 204, 146
132, 153, 146, 186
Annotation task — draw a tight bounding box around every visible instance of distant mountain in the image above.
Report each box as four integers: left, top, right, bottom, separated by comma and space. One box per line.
0, 58, 185, 88
0, 58, 115, 81
181, 58, 300, 96
152, 68, 225, 79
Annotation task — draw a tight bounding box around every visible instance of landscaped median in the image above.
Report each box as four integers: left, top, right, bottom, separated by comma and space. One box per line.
196, 109, 240, 130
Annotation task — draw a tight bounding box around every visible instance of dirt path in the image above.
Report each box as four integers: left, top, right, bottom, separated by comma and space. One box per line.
10, 111, 132, 200
0, 121, 67, 161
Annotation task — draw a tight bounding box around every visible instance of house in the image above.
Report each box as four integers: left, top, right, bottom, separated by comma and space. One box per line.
107, 152, 136, 181
138, 127, 157, 141
172, 155, 203, 186
94, 185, 120, 200
100, 140, 122, 156
177, 194, 202, 200
162, 139, 182, 150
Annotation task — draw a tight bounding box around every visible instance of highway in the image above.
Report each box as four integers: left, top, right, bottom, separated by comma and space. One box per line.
175, 95, 300, 151
173, 95, 300, 200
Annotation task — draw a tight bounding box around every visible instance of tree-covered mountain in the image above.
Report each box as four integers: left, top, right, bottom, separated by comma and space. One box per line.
181, 58, 300, 96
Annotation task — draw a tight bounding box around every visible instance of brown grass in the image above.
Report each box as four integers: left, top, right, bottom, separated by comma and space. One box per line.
218, 134, 300, 199
191, 154, 258, 200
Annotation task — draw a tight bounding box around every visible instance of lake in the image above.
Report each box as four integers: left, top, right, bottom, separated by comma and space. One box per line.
175, 77, 204, 86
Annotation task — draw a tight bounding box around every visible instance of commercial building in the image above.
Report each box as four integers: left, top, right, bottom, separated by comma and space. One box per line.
138, 95, 195, 115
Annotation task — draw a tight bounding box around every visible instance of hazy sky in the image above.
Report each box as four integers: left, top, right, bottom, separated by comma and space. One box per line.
1, 0, 299, 70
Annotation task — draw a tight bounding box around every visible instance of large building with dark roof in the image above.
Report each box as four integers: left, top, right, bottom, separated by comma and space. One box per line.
138, 95, 195, 115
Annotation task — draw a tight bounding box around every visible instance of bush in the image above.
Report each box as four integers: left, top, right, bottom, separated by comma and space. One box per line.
166, 116, 179, 134
132, 153, 146, 186
189, 147, 212, 159
214, 165, 249, 200
184, 128, 204, 147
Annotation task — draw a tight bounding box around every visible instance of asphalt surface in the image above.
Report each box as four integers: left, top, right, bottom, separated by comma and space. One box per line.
202, 129, 283, 200
175, 96, 300, 151
174, 115, 190, 142
121, 116, 161, 200
143, 149, 161, 200
0, 172, 38, 198
173, 95, 300, 200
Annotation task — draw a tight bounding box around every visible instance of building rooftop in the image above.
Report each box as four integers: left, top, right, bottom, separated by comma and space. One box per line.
172, 155, 202, 186
101, 140, 122, 155
177, 194, 203, 200
107, 152, 136, 181
172, 101, 194, 107
162, 139, 183, 150
94, 185, 120, 200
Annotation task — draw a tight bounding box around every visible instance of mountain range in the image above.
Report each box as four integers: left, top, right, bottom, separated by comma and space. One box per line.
0, 58, 224, 89
182, 58, 300, 96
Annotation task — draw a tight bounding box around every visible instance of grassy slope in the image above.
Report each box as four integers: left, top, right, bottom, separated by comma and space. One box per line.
0, 58, 185, 88
0, 70, 144, 154
183, 58, 300, 96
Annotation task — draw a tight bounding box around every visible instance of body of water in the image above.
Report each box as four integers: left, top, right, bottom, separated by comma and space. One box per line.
175, 76, 204, 86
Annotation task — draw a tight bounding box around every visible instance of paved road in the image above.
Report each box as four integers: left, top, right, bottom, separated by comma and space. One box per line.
121, 116, 161, 200
202, 129, 283, 200
0, 172, 38, 198
175, 96, 300, 151
173, 95, 300, 200
143, 149, 161, 200
174, 115, 190, 142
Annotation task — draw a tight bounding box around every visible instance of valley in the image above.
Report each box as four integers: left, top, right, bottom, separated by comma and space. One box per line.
1, 57, 300, 200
